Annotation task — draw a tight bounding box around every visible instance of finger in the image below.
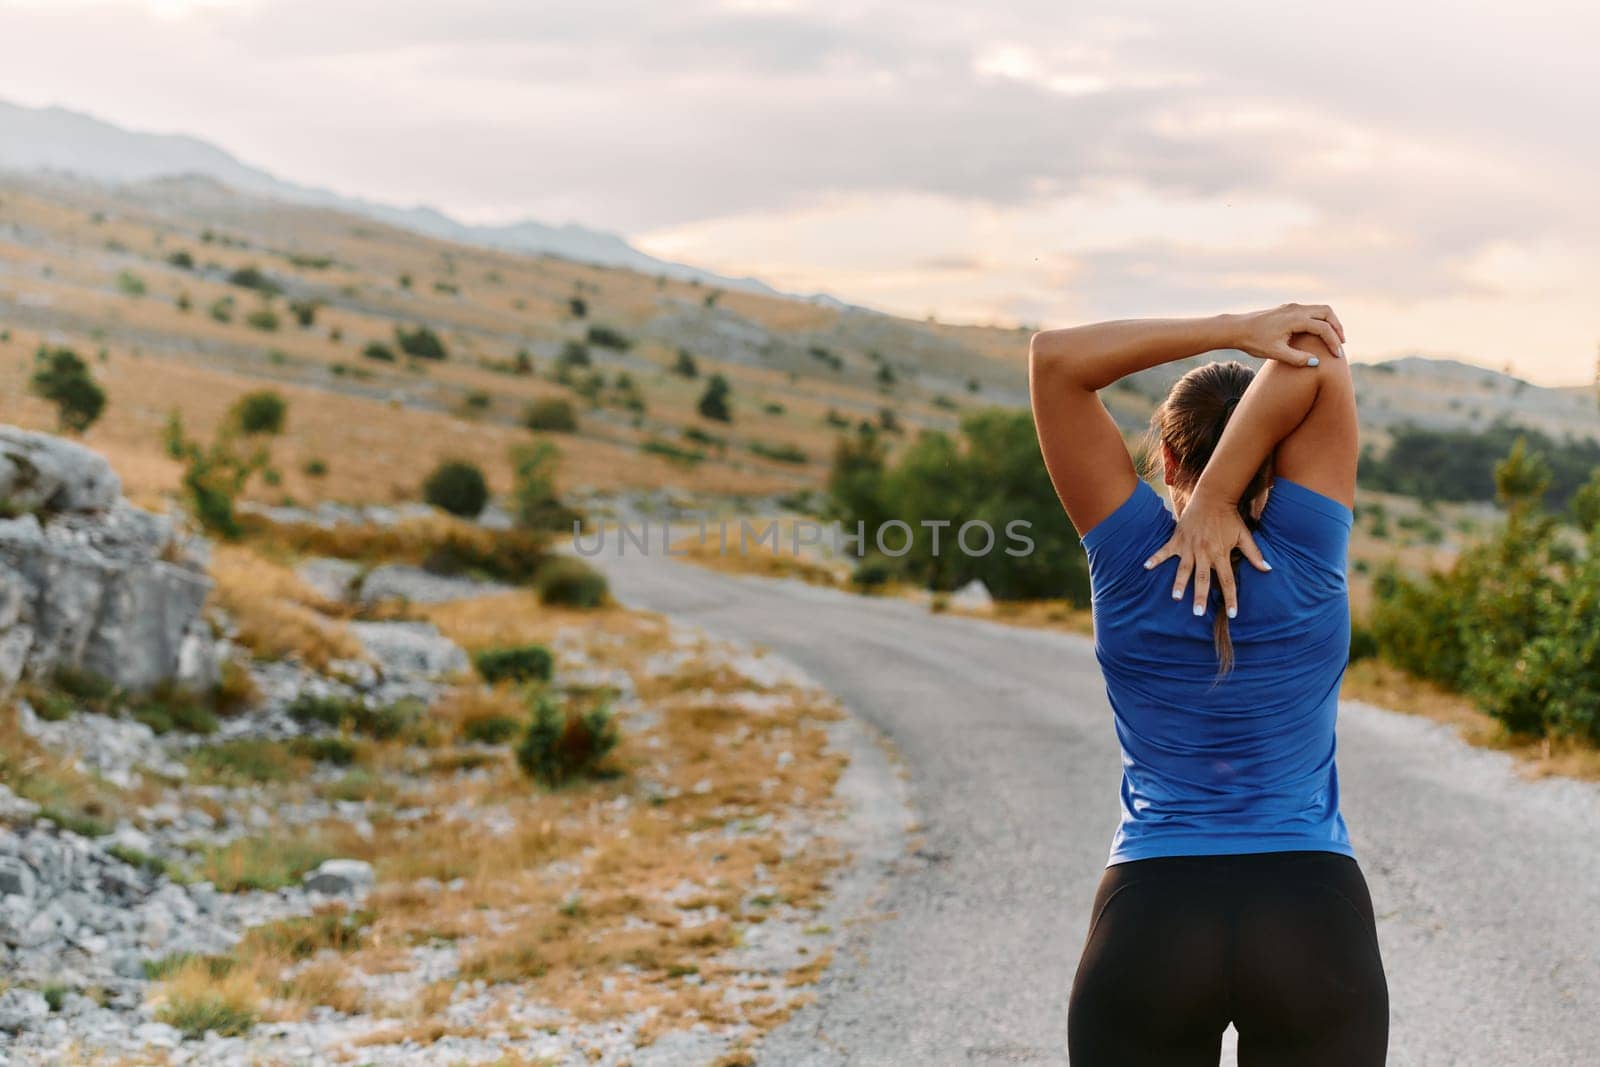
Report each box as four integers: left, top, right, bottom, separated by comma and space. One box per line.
1172, 553, 1194, 603
1144, 540, 1177, 571
1323, 307, 1346, 343
1216, 556, 1237, 620
1237, 529, 1271, 573
1192, 563, 1211, 616
1303, 317, 1345, 359
1273, 342, 1316, 368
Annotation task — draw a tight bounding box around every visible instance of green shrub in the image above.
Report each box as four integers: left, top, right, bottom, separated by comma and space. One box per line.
534, 556, 608, 608
749, 440, 807, 465
585, 324, 632, 351
683, 427, 725, 450
423, 460, 489, 518
188, 739, 295, 784
116, 270, 146, 297
29, 347, 106, 434
462, 714, 522, 745
209, 296, 235, 323
166, 250, 195, 270
164, 411, 270, 539
1348, 624, 1379, 663
515, 694, 619, 786
304, 458, 328, 478
227, 265, 279, 295
288, 299, 319, 327
474, 644, 554, 685
395, 324, 448, 361
523, 398, 578, 433
568, 296, 587, 318
851, 555, 896, 591
229, 390, 288, 436
245, 307, 279, 332
1370, 439, 1600, 741
697, 374, 733, 423
288, 736, 359, 766
672, 348, 698, 378
510, 440, 579, 531
557, 340, 591, 370
641, 438, 705, 465
362, 341, 397, 363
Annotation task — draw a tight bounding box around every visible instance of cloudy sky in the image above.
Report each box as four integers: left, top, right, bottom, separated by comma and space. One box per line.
2, 0, 1597, 384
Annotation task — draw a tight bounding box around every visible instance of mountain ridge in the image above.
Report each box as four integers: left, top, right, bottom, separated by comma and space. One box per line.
0, 97, 791, 298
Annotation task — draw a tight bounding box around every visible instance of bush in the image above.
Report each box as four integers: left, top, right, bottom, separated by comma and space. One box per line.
473, 644, 554, 685
227, 265, 280, 295
209, 296, 235, 323
557, 340, 591, 369
1369, 439, 1600, 741
164, 410, 271, 539
515, 694, 619, 786
568, 296, 587, 318
641, 438, 705, 465
362, 341, 397, 362
585, 324, 632, 351
698, 374, 732, 422
534, 556, 608, 608
827, 410, 1090, 603
672, 348, 699, 378
523, 398, 578, 433
423, 460, 489, 518
749, 440, 807, 465
511, 440, 579, 531
229, 390, 288, 436
166, 250, 195, 270
462, 714, 521, 745
288, 299, 319, 327
395, 324, 448, 361
116, 270, 146, 297
851, 555, 896, 591
245, 307, 279, 332
29, 347, 106, 434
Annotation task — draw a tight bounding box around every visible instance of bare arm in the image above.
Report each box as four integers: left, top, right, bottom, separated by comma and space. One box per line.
1029, 306, 1346, 536
1147, 331, 1359, 613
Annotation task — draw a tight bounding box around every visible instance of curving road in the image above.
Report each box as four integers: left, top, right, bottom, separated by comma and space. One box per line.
594, 549, 1600, 1067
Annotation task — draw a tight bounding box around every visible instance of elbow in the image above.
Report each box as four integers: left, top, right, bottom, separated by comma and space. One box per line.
1028, 329, 1078, 385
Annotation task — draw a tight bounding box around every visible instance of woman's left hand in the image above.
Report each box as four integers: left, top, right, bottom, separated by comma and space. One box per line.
1143, 490, 1270, 618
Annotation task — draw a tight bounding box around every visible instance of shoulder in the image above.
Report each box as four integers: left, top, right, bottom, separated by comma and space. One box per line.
1083, 480, 1173, 591
1257, 477, 1353, 574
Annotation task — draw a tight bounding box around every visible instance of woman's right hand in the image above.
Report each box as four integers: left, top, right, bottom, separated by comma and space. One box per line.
1144, 488, 1271, 619
1230, 304, 1346, 366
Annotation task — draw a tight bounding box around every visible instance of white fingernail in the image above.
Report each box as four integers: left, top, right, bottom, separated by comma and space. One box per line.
1263, 561, 1272, 571
1193, 603, 1205, 616
1308, 356, 1320, 368
1172, 588, 1183, 600
1144, 559, 1154, 570
1227, 606, 1237, 619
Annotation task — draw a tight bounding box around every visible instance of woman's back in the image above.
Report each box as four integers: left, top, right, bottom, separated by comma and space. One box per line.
1083, 476, 1355, 864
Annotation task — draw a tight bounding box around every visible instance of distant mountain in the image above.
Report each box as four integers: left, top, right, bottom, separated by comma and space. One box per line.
0, 98, 781, 296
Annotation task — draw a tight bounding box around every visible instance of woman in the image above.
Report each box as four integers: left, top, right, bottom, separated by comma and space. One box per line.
1028, 305, 1388, 1066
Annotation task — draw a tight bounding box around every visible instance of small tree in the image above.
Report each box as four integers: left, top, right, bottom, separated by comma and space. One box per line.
163, 411, 270, 539
423, 459, 489, 518
395, 324, 448, 361
516, 693, 619, 787
288, 299, 319, 328
511, 440, 577, 531
698, 374, 732, 423
30, 347, 106, 434
672, 348, 699, 378
568, 296, 587, 318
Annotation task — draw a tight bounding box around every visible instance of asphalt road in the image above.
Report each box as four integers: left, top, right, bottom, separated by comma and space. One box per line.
593, 548, 1600, 1067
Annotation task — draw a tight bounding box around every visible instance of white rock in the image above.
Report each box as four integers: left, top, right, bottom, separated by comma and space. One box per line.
0, 855, 36, 898
0, 987, 49, 1032
949, 578, 994, 610
302, 858, 374, 896
350, 621, 469, 679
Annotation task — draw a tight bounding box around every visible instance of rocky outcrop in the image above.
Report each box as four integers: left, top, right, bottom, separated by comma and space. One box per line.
0, 427, 215, 692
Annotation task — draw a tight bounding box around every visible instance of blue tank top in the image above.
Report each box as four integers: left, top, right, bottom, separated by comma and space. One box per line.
1081, 477, 1356, 866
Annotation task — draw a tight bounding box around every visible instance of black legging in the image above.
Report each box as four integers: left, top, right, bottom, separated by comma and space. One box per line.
1068, 850, 1388, 1066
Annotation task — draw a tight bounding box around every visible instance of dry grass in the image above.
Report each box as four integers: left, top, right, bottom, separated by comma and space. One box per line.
1342, 659, 1600, 781
208, 544, 362, 670
179, 596, 855, 1055
669, 526, 845, 586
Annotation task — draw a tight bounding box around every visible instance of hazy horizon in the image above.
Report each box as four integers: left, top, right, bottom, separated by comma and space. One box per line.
2, 0, 1597, 386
